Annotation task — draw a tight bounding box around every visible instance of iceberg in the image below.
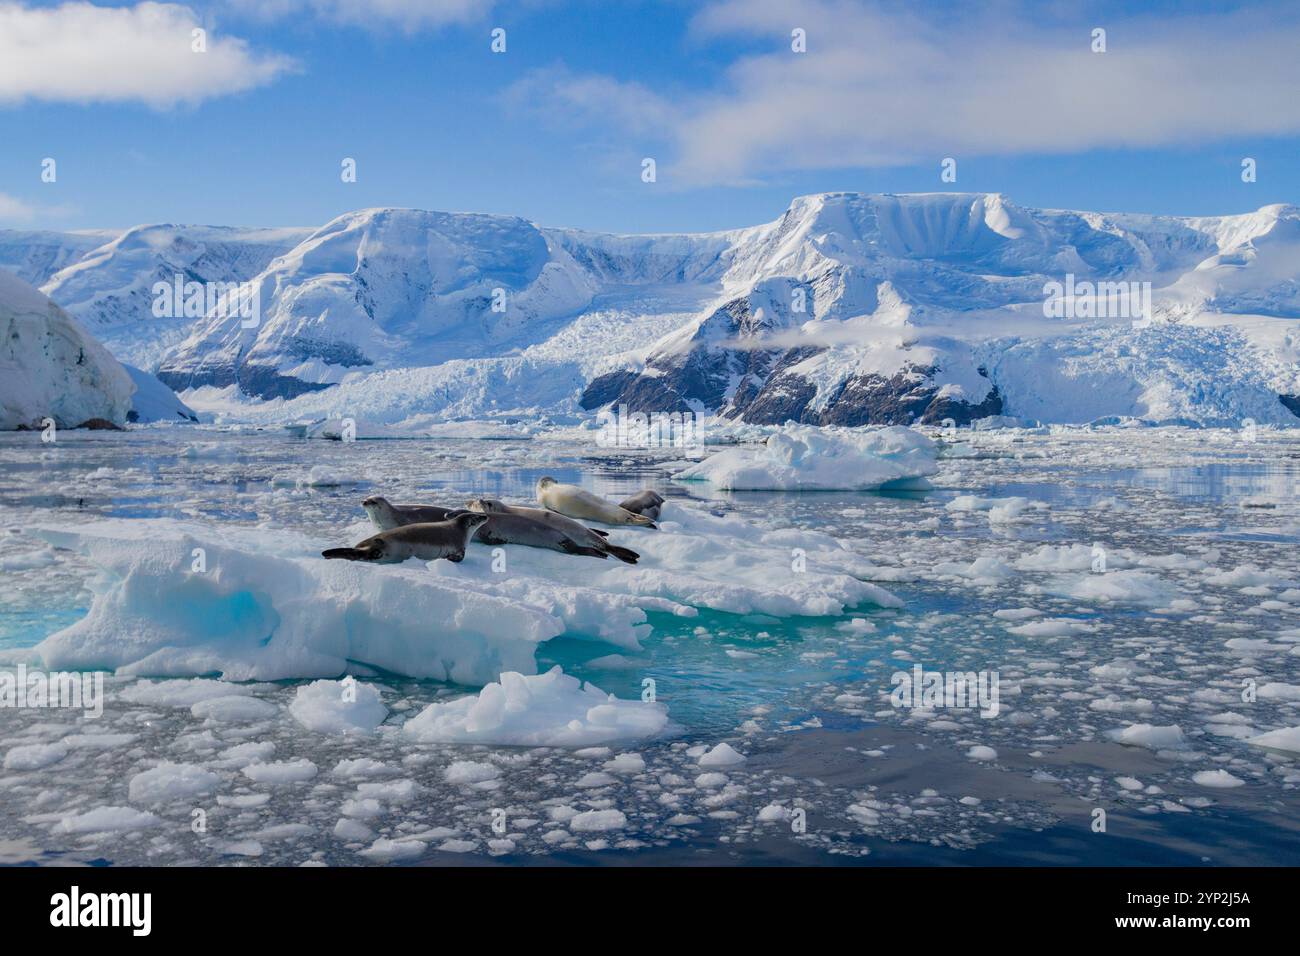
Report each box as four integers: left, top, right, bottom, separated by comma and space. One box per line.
402, 667, 669, 747
29, 503, 898, 683
674, 425, 938, 491
0, 269, 133, 430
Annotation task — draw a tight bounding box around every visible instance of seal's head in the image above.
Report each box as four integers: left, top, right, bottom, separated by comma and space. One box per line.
361, 495, 399, 530
453, 511, 490, 542
536, 476, 557, 492
465, 497, 504, 513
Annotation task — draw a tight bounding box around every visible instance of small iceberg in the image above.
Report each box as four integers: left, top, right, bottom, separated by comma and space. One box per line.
402, 667, 668, 747
674, 425, 938, 491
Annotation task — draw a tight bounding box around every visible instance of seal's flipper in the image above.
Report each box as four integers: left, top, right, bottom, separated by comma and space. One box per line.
603, 545, 640, 565
589, 528, 610, 538
559, 539, 609, 559
322, 547, 375, 561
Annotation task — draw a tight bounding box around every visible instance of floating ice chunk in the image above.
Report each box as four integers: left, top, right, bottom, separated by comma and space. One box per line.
333, 818, 374, 842
1246, 726, 1300, 754
604, 753, 646, 774
675, 426, 937, 491
4, 742, 69, 771
1106, 724, 1186, 751
32, 520, 560, 685
1258, 683, 1300, 701
1037, 570, 1180, 607
1192, 769, 1246, 788
128, 762, 221, 804
1015, 544, 1126, 573
569, 809, 627, 832
280, 465, 362, 489
757, 803, 792, 822
698, 742, 747, 768
359, 838, 426, 861
1006, 618, 1094, 638
33, 512, 894, 684
192, 695, 278, 722
993, 607, 1042, 621
946, 495, 1043, 523
53, 806, 161, 835
120, 678, 265, 708
966, 745, 998, 761
935, 554, 1016, 584
403, 667, 669, 748
242, 759, 318, 784
290, 679, 388, 735
442, 761, 501, 785
216, 741, 275, 769
0, 548, 58, 571
847, 804, 881, 826
1204, 564, 1297, 589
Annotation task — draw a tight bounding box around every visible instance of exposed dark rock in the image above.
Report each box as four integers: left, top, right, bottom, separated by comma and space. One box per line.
591, 346, 1002, 426
74, 417, 125, 431
580, 370, 641, 410
158, 363, 334, 400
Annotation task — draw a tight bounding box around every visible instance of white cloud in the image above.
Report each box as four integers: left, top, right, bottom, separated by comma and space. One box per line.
0, 193, 37, 222
225, 0, 490, 32
518, 0, 1300, 185
0, 2, 296, 107
0, 192, 76, 225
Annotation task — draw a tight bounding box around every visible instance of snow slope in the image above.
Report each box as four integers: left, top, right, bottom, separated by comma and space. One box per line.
5, 194, 1299, 426
0, 270, 133, 430
123, 364, 199, 423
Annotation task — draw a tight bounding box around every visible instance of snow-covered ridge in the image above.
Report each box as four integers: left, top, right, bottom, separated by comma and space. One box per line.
4, 193, 1299, 427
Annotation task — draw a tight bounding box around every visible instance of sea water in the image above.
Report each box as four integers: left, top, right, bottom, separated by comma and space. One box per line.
1, 425, 1298, 865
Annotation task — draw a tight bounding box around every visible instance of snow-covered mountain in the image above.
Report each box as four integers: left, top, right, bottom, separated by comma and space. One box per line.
4, 193, 1298, 427
0, 270, 133, 430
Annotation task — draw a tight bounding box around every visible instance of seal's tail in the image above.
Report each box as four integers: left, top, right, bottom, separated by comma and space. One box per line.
604, 545, 640, 565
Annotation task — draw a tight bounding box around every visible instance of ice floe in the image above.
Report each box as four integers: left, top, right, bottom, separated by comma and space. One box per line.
675, 425, 937, 491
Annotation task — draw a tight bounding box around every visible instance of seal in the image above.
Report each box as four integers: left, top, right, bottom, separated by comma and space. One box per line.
322, 513, 488, 563
363, 495, 456, 531
365, 495, 624, 561
536, 477, 656, 527
471, 510, 613, 560
618, 490, 665, 521
467, 498, 640, 564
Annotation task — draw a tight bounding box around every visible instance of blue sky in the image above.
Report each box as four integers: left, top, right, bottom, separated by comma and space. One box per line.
2, 0, 1300, 234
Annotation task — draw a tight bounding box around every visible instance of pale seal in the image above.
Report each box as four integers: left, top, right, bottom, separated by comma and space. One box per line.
618, 490, 665, 521
536, 477, 656, 527
467, 498, 640, 564
322, 513, 488, 563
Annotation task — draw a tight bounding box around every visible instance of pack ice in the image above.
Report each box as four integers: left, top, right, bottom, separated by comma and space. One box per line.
28, 503, 898, 684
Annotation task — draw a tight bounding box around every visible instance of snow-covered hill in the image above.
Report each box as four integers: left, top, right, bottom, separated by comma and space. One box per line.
0, 270, 134, 430
4, 193, 1298, 427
